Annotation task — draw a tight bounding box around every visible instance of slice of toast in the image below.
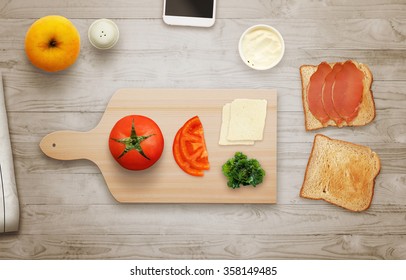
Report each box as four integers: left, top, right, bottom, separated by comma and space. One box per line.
300, 134, 381, 212
300, 60, 376, 131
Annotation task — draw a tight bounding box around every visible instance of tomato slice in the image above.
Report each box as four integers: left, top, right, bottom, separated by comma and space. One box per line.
172, 116, 210, 176
181, 116, 204, 136
173, 129, 204, 176
180, 135, 209, 170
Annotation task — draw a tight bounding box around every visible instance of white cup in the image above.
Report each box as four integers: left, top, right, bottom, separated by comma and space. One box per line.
88, 19, 119, 49
239, 24, 285, 70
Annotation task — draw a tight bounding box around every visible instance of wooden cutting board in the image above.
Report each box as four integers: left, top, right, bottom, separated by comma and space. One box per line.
40, 89, 277, 203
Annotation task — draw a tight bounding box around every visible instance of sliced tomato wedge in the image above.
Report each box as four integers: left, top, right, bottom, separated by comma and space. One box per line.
172, 116, 210, 176
173, 129, 204, 176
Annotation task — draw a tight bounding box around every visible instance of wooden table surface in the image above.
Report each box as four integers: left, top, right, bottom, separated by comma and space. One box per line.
0, 0, 405, 259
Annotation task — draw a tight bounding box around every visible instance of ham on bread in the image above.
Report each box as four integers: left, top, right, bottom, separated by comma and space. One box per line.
307, 62, 331, 124
322, 63, 344, 125
300, 60, 375, 131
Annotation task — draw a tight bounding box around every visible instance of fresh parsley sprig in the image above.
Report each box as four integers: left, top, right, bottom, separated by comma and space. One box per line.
222, 152, 266, 189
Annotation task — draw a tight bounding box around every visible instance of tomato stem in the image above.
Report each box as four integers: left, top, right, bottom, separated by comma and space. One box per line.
111, 119, 155, 160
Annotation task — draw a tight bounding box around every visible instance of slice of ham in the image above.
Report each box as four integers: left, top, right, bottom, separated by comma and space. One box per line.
321, 63, 344, 126
307, 62, 332, 124
332, 61, 364, 124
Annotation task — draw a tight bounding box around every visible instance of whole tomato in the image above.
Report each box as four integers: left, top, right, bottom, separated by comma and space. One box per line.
109, 115, 164, 170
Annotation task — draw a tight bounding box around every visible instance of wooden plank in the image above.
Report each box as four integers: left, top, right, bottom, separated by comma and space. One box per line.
1, 76, 405, 113
1, 19, 405, 51
2, 46, 406, 81
1, 0, 405, 19
1, 234, 405, 259
16, 204, 406, 236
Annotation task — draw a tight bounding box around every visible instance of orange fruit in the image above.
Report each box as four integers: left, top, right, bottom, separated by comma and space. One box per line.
25, 15, 80, 72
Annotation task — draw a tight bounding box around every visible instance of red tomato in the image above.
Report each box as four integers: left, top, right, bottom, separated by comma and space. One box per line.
109, 115, 164, 170
173, 116, 209, 176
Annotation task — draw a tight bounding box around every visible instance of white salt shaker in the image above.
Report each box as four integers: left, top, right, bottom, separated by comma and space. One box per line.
88, 19, 119, 49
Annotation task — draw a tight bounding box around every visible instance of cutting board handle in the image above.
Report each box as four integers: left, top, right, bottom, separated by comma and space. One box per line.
40, 130, 104, 162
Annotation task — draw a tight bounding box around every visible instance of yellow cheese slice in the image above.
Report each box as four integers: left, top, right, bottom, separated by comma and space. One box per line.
219, 103, 255, 145
227, 99, 267, 141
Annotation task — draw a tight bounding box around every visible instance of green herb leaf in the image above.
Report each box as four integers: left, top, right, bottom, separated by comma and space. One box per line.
222, 152, 266, 189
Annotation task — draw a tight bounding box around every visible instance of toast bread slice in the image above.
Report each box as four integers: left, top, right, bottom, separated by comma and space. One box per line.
300, 60, 376, 131
300, 134, 381, 212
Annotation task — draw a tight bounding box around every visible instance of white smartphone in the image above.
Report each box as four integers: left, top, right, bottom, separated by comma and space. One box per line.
163, 0, 216, 27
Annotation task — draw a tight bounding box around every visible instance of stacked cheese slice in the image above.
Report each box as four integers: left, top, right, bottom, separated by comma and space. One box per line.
219, 99, 267, 145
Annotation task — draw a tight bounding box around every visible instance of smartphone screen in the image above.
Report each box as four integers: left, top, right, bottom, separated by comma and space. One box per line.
165, 0, 214, 18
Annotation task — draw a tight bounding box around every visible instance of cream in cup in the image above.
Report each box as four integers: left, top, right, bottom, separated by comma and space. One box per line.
239, 24, 285, 70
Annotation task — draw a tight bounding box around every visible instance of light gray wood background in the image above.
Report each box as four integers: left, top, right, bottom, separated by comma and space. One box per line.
0, 0, 405, 259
